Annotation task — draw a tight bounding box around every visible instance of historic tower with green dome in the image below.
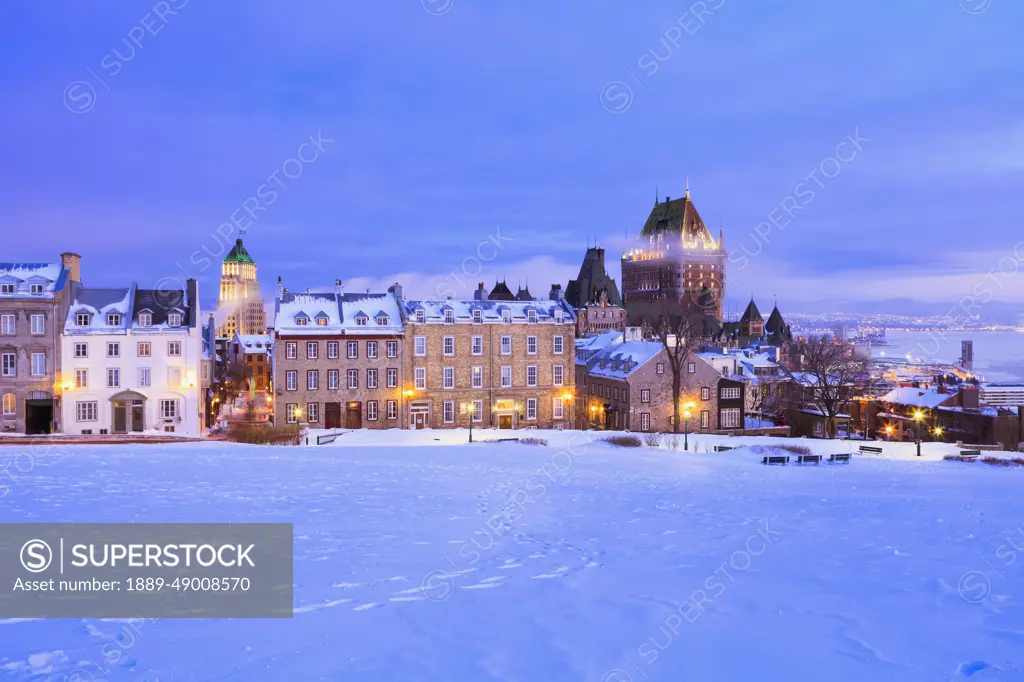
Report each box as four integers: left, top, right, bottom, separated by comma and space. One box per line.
216, 236, 266, 338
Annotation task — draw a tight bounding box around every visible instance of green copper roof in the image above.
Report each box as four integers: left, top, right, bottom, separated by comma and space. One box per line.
224, 239, 254, 263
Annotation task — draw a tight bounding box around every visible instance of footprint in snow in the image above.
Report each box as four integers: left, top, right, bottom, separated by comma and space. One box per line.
463, 576, 508, 590
294, 598, 355, 614
957, 660, 996, 677
532, 566, 570, 579
352, 602, 384, 612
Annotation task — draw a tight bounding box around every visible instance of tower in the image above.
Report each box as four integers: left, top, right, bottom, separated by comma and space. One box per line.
216, 236, 267, 338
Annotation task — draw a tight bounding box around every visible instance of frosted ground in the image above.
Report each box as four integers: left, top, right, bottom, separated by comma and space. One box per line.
1, 430, 1022, 681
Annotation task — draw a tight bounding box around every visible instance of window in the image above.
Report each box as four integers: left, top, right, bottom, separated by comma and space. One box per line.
139, 367, 151, 387
553, 365, 564, 386
387, 340, 398, 358
1, 393, 14, 415
555, 309, 563, 323
527, 398, 537, 420
348, 369, 359, 389
443, 400, 455, 423
640, 412, 651, 431
355, 315, 368, 326
286, 403, 298, 423
295, 315, 308, 327
31, 352, 45, 376
501, 365, 512, 387
138, 312, 152, 327
721, 387, 741, 400
367, 341, 378, 359
443, 367, 455, 389
307, 403, 320, 423
688, 362, 696, 374
500, 336, 511, 355
168, 367, 181, 387
365, 400, 378, 421
202, 364, 209, 380
471, 336, 483, 355
553, 335, 564, 355
308, 370, 319, 390
30, 283, 44, 295
75, 368, 88, 389
316, 317, 328, 327
107, 313, 122, 326
414, 367, 426, 390
415, 308, 425, 324
377, 314, 390, 326
156, 399, 177, 420
367, 369, 378, 389
527, 309, 537, 324
306, 342, 318, 360
414, 337, 426, 356
472, 366, 483, 389
527, 336, 537, 355
443, 309, 455, 324
614, 387, 619, 400
552, 397, 564, 420
472, 309, 483, 324
701, 410, 710, 428
641, 389, 650, 403
720, 408, 741, 428
527, 365, 537, 387
387, 400, 398, 420
76, 312, 90, 326
30, 314, 44, 335
106, 342, 119, 358
74, 342, 88, 358
443, 336, 455, 356
1, 352, 14, 377
0, 284, 12, 295
347, 341, 358, 359
701, 386, 711, 400
137, 342, 151, 357
167, 341, 181, 357
0, 314, 14, 334
328, 341, 339, 359
328, 369, 340, 389
656, 363, 664, 374
501, 309, 511, 324
76, 401, 98, 422
285, 342, 297, 359
286, 370, 297, 391
107, 368, 120, 388
168, 312, 182, 328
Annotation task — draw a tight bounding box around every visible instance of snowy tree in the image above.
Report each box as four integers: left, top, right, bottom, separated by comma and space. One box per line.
784, 335, 866, 438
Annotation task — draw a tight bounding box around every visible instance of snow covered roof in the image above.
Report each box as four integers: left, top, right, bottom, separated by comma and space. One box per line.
879, 386, 958, 409
402, 298, 575, 324
233, 333, 272, 354
64, 287, 133, 334
576, 330, 623, 351
275, 291, 403, 336
588, 340, 664, 380
0, 262, 68, 299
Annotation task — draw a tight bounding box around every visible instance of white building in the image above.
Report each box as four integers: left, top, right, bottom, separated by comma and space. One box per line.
980, 383, 1024, 408
61, 281, 203, 437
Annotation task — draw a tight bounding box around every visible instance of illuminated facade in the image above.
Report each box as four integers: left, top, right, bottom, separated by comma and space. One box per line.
216, 237, 266, 339
621, 187, 726, 324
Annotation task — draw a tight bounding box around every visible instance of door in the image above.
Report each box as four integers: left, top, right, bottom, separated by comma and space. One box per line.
131, 402, 144, 432
414, 413, 426, 429
325, 402, 341, 429
113, 402, 127, 434
346, 403, 362, 429
499, 414, 513, 430
24, 400, 53, 435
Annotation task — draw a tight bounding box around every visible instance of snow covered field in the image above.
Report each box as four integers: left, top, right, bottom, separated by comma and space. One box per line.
2, 432, 1023, 680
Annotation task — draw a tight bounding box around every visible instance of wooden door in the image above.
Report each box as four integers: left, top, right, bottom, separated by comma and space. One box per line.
113, 403, 127, 434
414, 413, 426, 429
499, 414, 512, 430
325, 402, 341, 429
346, 404, 362, 429
131, 403, 144, 431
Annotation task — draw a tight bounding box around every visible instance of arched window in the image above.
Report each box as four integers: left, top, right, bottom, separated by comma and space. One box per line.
2, 393, 15, 416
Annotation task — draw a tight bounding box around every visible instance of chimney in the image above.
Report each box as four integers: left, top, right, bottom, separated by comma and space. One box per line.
186, 278, 198, 326
388, 282, 404, 301
276, 276, 283, 299
960, 385, 980, 410
60, 252, 82, 283
549, 283, 563, 301
474, 282, 486, 301
334, 279, 344, 297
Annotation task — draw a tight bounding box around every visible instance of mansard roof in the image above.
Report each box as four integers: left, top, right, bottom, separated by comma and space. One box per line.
639, 188, 713, 242
224, 238, 254, 264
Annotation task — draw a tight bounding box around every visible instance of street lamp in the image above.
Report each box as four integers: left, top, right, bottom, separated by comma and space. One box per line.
914, 409, 924, 457
682, 400, 696, 451
467, 402, 475, 443
590, 404, 597, 430
884, 424, 894, 440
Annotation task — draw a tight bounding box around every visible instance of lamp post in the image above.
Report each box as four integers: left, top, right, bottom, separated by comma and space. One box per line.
563, 392, 573, 429
884, 424, 893, 441
933, 425, 943, 442
590, 404, 597, 430
467, 402, 475, 443
682, 400, 696, 451
914, 409, 923, 457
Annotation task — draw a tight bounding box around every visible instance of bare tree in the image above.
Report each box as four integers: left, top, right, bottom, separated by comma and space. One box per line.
644, 307, 707, 434
783, 335, 866, 438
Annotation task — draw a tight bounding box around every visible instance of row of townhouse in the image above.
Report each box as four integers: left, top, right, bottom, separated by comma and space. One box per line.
1, 253, 205, 437
271, 282, 578, 430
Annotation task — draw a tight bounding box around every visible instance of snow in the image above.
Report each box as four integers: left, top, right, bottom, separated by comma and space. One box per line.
0, 263, 65, 297
880, 386, 957, 409
587, 340, 664, 379
403, 298, 574, 324
2, 432, 1022, 680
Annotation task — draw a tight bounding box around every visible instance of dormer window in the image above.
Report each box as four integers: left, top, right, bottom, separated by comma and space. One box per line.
376, 315, 389, 326
527, 309, 538, 324
106, 313, 122, 326
138, 312, 152, 327
472, 309, 483, 324
317, 317, 328, 327
75, 312, 91, 326
554, 309, 563, 322
295, 316, 309, 326
168, 312, 182, 327
444, 309, 455, 324
0, 284, 13, 295
415, 308, 425, 324
30, 284, 44, 295
355, 315, 368, 326
501, 309, 511, 324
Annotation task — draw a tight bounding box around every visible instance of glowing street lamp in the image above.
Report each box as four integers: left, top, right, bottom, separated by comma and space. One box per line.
682, 400, 696, 451
884, 424, 894, 440
467, 402, 476, 443
913, 410, 924, 457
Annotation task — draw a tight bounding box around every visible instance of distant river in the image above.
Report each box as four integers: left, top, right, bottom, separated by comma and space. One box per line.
869, 330, 1024, 383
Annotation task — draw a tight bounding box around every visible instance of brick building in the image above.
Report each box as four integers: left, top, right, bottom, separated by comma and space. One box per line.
228, 333, 272, 391
401, 297, 577, 429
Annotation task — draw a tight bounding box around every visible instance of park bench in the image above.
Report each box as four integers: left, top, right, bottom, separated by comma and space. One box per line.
959, 449, 982, 460
714, 446, 735, 452
761, 455, 790, 466
828, 453, 851, 464
795, 454, 822, 465
859, 446, 883, 455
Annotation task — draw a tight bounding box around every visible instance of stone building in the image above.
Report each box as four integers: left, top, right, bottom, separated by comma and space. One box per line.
621, 186, 727, 325
401, 297, 577, 429
272, 282, 405, 429
228, 333, 272, 392
216, 237, 266, 339
564, 247, 626, 336
0, 254, 78, 433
